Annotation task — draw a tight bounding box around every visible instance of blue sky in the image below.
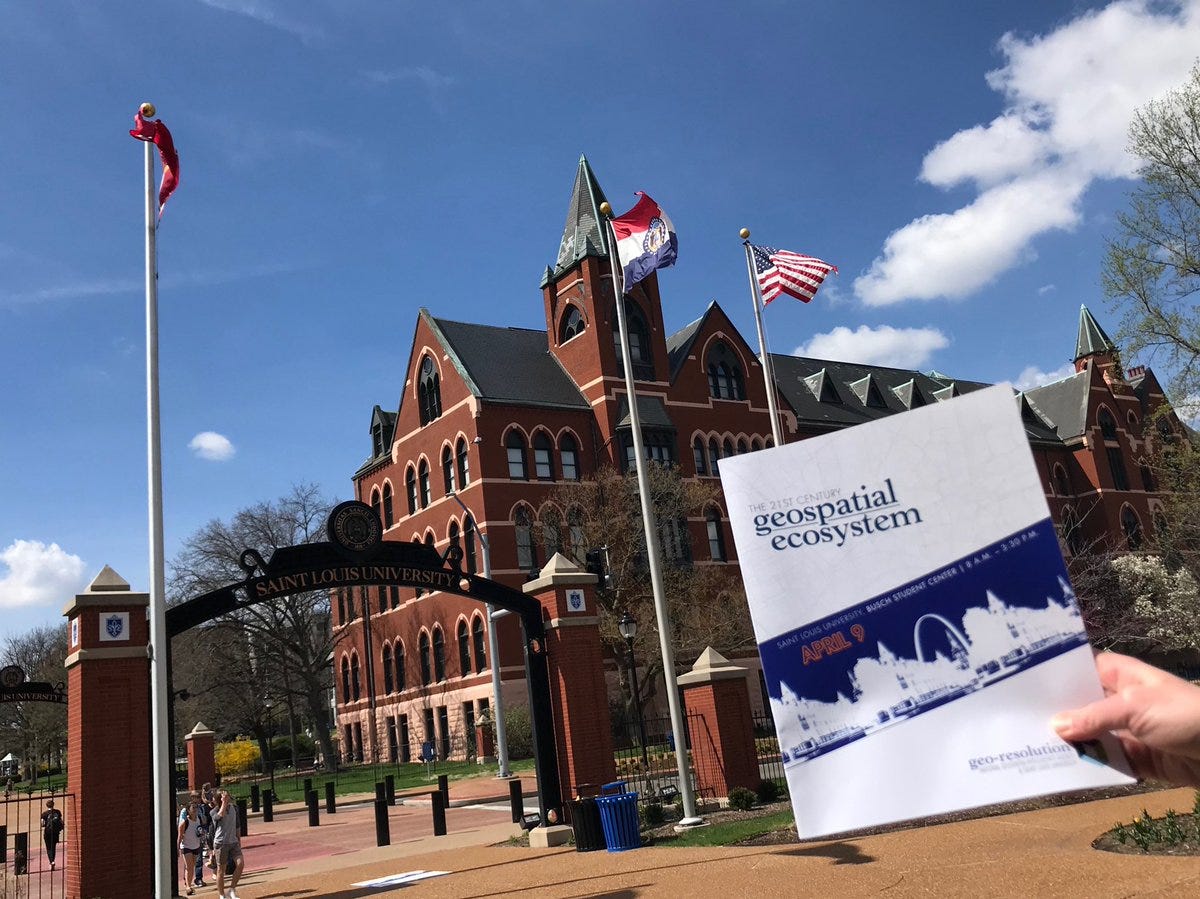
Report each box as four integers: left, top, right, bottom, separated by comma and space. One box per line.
2, 1, 1198, 635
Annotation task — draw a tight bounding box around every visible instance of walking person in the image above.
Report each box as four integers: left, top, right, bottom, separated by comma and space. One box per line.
211, 789, 244, 899
177, 801, 203, 896
40, 798, 63, 871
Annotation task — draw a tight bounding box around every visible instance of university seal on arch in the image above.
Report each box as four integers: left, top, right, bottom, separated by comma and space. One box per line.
327, 501, 382, 553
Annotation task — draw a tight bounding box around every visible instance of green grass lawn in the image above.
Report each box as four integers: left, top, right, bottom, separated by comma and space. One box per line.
222, 756, 535, 804
653, 810, 795, 848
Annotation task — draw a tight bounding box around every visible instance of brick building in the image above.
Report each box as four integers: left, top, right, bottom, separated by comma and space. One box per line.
334, 157, 1178, 765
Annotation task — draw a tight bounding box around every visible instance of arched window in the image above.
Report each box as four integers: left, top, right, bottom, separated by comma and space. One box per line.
382, 482, 394, 528
706, 343, 746, 400
442, 446, 456, 494
1061, 507, 1083, 556
567, 506, 586, 563
340, 656, 351, 704
533, 431, 554, 480
419, 632, 432, 685
382, 644, 394, 693
515, 506, 536, 570
1098, 407, 1118, 441
506, 430, 528, 480
350, 653, 361, 701
692, 437, 707, 475
371, 488, 382, 525
613, 301, 654, 379
472, 615, 486, 673
706, 506, 727, 561
419, 459, 431, 507
1127, 411, 1139, 429
1053, 464, 1070, 496
559, 305, 585, 343
709, 438, 721, 474
751, 437, 763, 452
405, 467, 417, 516
449, 520, 461, 566
541, 507, 563, 559
457, 620, 471, 676
394, 641, 406, 691
432, 627, 446, 681
737, 438, 748, 455
418, 356, 442, 426
765, 436, 775, 448
560, 433, 579, 481
1121, 506, 1143, 549
456, 438, 470, 487
723, 438, 735, 460
464, 514, 478, 574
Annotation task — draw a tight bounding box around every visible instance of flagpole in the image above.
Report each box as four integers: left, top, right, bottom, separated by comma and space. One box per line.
143, 107, 174, 899
741, 231, 784, 446
600, 202, 703, 826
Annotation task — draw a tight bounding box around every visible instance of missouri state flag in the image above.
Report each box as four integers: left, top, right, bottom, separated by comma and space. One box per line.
610, 192, 677, 291
129, 109, 180, 216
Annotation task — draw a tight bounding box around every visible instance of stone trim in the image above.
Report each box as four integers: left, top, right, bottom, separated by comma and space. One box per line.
62, 593, 149, 617
545, 616, 601, 629
64, 646, 150, 669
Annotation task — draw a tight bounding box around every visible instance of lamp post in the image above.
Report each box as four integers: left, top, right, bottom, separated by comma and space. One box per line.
263, 699, 277, 802
446, 490, 510, 778
618, 612, 650, 780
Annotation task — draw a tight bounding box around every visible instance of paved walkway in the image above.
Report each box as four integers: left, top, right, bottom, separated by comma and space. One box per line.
201, 783, 1198, 898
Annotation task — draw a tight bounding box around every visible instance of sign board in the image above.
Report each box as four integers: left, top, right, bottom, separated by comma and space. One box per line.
99, 612, 130, 642
719, 384, 1132, 838
566, 588, 586, 613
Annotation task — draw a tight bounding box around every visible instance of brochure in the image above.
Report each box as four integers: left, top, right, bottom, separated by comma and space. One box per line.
719, 383, 1133, 838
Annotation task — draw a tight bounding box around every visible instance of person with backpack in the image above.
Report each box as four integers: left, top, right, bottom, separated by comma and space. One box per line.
40, 798, 63, 871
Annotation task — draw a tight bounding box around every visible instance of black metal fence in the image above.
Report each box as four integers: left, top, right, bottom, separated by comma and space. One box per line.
610, 711, 714, 809
1, 788, 73, 898
752, 711, 786, 787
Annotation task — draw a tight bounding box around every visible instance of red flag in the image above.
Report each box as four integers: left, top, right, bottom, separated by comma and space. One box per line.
129, 111, 180, 216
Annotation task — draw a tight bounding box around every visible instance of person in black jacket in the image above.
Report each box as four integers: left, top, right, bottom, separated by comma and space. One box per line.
40, 798, 63, 871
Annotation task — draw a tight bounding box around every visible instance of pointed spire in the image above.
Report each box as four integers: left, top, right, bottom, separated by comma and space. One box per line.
1074, 305, 1116, 362
551, 155, 610, 277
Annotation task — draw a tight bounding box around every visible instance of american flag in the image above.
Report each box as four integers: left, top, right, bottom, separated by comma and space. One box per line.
750, 244, 837, 305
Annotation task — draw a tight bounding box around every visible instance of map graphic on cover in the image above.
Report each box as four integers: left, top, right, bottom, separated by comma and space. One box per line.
719, 384, 1132, 839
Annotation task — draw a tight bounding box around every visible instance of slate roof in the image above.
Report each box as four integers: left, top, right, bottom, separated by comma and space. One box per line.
1075, 304, 1116, 362
542, 156, 610, 286
1023, 369, 1091, 442
616, 394, 675, 430
666, 308, 709, 380
430, 316, 589, 411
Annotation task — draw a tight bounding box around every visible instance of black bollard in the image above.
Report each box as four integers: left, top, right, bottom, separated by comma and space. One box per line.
262, 789, 274, 823
509, 779, 523, 824
375, 782, 386, 806
374, 798, 390, 847
250, 783, 260, 813
13, 832, 26, 875
432, 790, 447, 836
237, 798, 249, 836
0, 824, 6, 863
306, 790, 320, 827
385, 773, 395, 806
303, 777, 313, 796
325, 781, 336, 814
437, 773, 449, 807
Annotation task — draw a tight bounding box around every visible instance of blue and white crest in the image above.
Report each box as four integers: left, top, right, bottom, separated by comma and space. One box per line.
566, 589, 586, 613
642, 217, 669, 254
105, 615, 125, 639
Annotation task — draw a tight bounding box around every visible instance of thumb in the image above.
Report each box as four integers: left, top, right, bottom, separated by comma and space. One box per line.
1052, 694, 1133, 741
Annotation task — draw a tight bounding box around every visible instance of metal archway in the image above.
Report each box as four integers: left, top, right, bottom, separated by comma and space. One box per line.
164, 501, 562, 830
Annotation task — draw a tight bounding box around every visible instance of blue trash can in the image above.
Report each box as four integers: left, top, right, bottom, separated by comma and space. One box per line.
596, 781, 642, 852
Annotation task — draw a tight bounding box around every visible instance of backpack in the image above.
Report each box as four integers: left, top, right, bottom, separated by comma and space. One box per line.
45, 810, 63, 835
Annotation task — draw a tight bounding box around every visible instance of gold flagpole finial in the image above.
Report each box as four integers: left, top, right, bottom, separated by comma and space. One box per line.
140, 102, 156, 117
739, 228, 750, 240
599, 201, 612, 217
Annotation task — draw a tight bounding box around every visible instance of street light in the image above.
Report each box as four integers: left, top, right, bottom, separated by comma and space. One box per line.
445, 490, 511, 778
263, 699, 277, 802
618, 611, 650, 781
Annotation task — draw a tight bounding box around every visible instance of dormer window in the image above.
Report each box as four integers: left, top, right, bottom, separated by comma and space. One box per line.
418, 356, 442, 426
371, 422, 384, 457
560, 306, 585, 344
706, 342, 746, 400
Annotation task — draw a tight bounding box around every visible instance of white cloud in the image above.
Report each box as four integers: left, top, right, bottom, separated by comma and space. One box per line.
196, 0, 323, 43
856, 0, 1200, 306
1014, 362, 1076, 391
795, 325, 950, 369
0, 540, 88, 608
189, 431, 236, 461
1037, 284, 1057, 296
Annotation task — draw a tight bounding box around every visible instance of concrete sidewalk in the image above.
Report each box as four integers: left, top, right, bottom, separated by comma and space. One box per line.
221, 786, 1197, 898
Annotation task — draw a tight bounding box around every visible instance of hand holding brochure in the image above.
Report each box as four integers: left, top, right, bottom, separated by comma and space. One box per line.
719, 384, 1132, 839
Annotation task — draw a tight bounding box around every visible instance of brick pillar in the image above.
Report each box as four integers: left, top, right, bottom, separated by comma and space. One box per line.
64, 566, 152, 899
185, 722, 217, 792
679, 647, 758, 799
523, 553, 616, 804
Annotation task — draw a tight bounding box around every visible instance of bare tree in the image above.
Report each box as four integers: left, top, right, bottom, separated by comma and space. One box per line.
1, 625, 68, 784
168, 483, 341, 770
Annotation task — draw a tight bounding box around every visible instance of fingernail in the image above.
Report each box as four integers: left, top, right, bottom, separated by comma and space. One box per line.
1050, 713, 1072, 732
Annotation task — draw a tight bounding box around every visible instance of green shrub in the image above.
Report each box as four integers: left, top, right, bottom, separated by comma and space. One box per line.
503, 704, 534, 760
754, 778, 782, 804
640, 802, 665, 827
728, 787, 756, 811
